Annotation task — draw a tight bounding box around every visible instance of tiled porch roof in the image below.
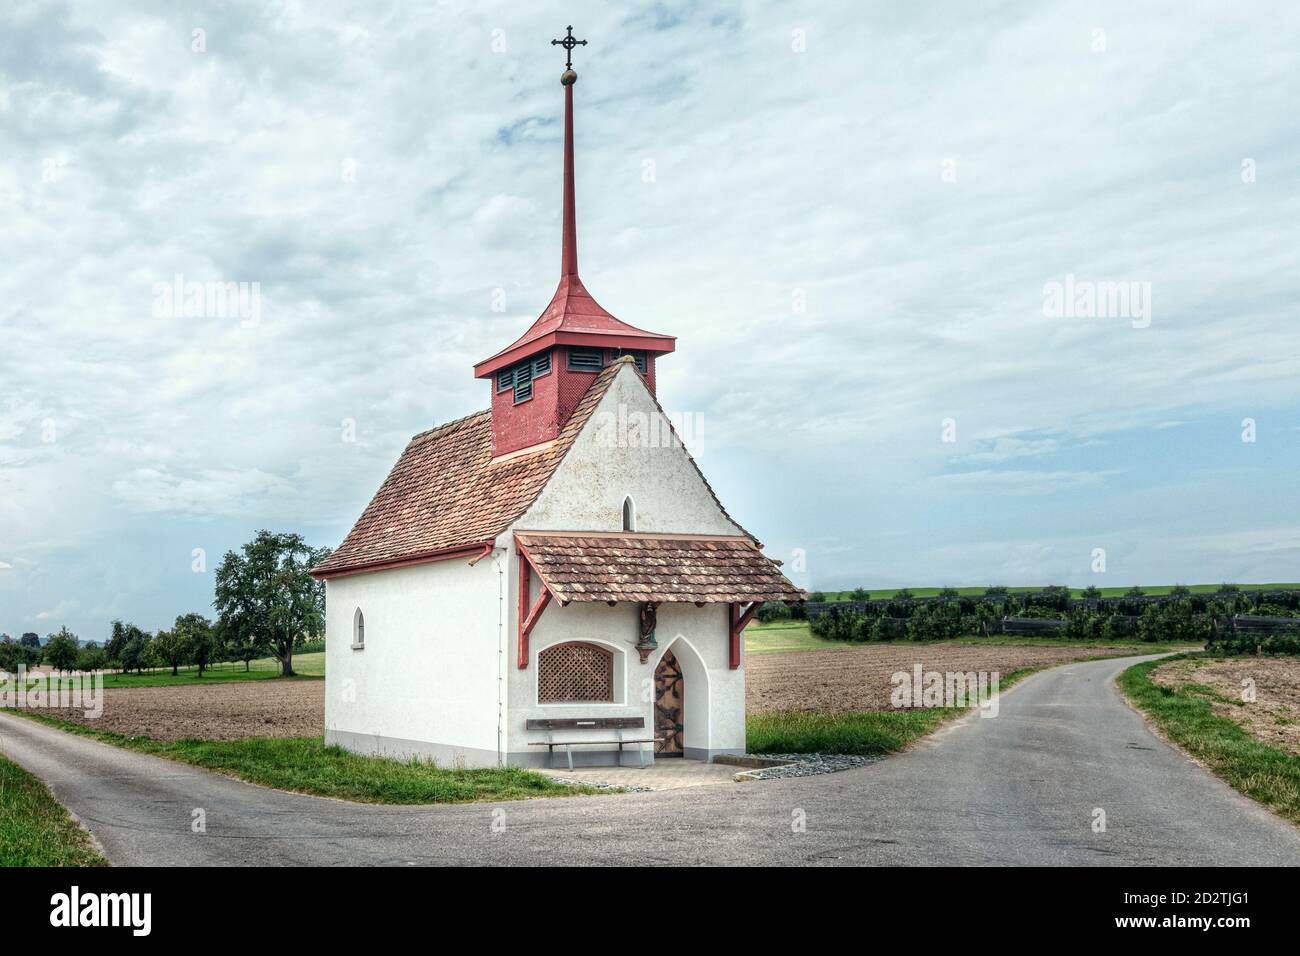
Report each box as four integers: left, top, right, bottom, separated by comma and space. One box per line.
514, 531, 805, 605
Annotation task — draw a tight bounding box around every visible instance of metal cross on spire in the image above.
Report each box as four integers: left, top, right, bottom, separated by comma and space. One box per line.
551, 25, 587, 71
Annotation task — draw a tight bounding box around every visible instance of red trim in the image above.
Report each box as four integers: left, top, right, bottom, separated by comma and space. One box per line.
728, 602, 760, 669
522, 588, 552, 644
467, 543, 494, 566
516, 543, 554, 669
311, 542, 494, 580
474, 332, 675, 379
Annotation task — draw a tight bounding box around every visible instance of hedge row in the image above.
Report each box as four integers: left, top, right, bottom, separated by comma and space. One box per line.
794, 594, 1300, 648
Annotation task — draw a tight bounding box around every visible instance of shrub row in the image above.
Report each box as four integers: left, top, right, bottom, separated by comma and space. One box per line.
799, 595, 1300, 647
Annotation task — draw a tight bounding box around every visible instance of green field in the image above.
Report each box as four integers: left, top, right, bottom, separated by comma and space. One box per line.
812, 582, 1298, 601
1119, 655, 1300, 825
0, 754, 107, 866
58, 650, 326, 689
744, 621, 842, 653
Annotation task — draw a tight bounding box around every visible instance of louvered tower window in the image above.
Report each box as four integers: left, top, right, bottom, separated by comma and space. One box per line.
496, 352, 552, 404
567, 347, 604, 371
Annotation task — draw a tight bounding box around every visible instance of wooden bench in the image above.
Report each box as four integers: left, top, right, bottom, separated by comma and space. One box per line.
525, 717, 661, 770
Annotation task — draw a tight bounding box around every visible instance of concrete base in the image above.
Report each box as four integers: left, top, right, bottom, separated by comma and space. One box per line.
327, 729, 746, 771
326, 729, 500, 768
506, 746, 657, 769
686, 747, 745, 763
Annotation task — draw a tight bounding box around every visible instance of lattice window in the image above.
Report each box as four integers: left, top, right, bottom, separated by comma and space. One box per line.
537, 642, 615, 703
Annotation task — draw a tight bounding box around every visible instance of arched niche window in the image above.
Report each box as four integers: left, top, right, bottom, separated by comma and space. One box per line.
622, 496, 636, 532
538, 642, 614, 703
352, 608, 365, 649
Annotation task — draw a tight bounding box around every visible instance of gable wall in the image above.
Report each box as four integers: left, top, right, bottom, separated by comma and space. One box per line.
512, 364, 743, 536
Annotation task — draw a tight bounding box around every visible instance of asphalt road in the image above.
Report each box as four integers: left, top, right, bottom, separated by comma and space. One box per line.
2, 653, 1297, 866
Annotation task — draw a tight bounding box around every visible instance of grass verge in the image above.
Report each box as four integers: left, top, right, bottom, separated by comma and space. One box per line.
747, 664, 1052, 755
5, 711, 601, 804
0, 754, 107, 866
1117, 655, 1300, 825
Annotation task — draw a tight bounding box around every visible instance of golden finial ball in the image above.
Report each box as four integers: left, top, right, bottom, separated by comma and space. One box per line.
561, 69, 577, 86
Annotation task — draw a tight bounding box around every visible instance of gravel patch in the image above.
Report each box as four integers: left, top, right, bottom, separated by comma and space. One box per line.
541, 776, 651, 793
740, 753, 879, 779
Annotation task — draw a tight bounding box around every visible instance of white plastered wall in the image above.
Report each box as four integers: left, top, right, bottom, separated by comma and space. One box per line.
324, 556, 505, 767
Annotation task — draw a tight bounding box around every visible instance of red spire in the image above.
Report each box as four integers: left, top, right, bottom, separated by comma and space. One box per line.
472, 37, 675, 382
561, 76, 578, 277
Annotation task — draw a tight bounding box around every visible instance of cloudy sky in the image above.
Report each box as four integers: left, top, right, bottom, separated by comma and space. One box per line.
2, 0, 1298, 640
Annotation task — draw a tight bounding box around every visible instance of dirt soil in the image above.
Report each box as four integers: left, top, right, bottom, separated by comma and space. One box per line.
746, 643, 1143, 714
1152, 656, 1300, 756
38, 680, 325, 741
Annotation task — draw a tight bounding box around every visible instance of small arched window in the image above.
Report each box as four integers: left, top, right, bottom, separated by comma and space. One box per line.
622, 496, 636, 532
538, 642, 615, 703
352, 608, 365, 649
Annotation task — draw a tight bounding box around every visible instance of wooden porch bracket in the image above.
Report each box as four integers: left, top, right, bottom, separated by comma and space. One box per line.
516, 540, 553, 669
728, 601, 761, 669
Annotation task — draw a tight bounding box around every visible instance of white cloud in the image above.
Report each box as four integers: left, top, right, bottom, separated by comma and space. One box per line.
3, 0, 1298, 636
933, 469, 1122, 494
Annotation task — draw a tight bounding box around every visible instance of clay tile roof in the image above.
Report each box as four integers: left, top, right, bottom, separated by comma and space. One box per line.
514, 531, 805, 604
312, 362, 624, 579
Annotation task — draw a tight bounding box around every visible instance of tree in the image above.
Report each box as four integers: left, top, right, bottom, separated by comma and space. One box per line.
214, 531, 329, 677
119, 634, 150, 674
0, 635, 18, 672
150, 628, 188, 676
174, 613, 216, 676
77, 644, 108, 672
233, 642, 261, 672
19, 632, 40, 649
43, 627, 80, 674
105, 621, 150, 667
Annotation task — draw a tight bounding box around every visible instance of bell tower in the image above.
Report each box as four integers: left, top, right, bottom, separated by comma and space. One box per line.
473, 26, 675, 458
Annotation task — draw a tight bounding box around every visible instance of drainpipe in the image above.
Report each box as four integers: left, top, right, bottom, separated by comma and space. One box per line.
492, 547, 505, 767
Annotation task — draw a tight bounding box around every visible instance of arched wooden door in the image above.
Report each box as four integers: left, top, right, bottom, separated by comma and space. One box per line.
654, 649, 684, 756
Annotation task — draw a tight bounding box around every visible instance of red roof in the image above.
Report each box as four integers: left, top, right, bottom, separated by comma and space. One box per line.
312, 362, 622, 579
473, 275, 674, 378
515, 532, 804, 604
313, 360, 759, 580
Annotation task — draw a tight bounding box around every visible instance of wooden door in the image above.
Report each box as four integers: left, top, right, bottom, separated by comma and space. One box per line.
654, 649, 684, 755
